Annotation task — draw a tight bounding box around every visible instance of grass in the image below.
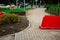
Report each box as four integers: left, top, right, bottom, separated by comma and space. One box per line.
0, 8, 32, 13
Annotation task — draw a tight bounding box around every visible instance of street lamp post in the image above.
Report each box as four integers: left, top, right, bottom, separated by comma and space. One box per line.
16, 0, 18, 8
24, 0, 25, 11
35, 0, 38, 8
40, 0, 41, 7
33, 0, 34, 8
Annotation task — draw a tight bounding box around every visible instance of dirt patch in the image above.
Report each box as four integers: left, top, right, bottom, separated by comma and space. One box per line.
0, 16, 29, 36
14, 12, 26, 15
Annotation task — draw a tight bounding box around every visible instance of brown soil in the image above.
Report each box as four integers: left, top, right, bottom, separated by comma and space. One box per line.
14, 12, 26, 15
0, 16, 29, 36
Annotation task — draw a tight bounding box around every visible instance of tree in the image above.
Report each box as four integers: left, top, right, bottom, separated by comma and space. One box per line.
0, 0, 16, 5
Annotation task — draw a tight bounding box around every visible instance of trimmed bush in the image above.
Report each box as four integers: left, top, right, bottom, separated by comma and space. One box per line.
0, 13, 19, 25
0, 8, 32, 13
10, 14, 19, 23
45, 4, 60, 16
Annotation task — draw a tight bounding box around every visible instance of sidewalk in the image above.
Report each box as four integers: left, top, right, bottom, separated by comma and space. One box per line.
15, 8, 60, 40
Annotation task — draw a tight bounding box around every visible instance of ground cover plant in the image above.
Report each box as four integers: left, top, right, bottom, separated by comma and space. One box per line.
0, 8, 32, 13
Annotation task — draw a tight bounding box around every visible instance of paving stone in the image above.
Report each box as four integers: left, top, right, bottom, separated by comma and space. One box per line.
15, 8, 60, 40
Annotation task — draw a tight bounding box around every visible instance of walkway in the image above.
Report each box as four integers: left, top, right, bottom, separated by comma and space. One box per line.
15, 8, 60, 40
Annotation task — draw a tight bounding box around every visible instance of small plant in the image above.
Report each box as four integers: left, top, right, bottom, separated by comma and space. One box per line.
10, 14, 19, 23
0, 13, 19, 25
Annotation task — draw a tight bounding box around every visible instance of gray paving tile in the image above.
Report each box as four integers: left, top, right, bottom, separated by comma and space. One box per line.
15, 8, 60, 40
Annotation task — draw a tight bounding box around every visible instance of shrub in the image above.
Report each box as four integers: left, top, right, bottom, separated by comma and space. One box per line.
3, 13, 11, 23
0, 13, 19, 25
10, 14, 19, 23
45, 5, 60, 15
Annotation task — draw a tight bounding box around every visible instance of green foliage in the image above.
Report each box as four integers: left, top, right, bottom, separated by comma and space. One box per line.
10, 14, 19, 23
0, 13, 19, 25
0, 8, 9, 12
45, 4, 60, 16
0, 8, 32, 13
3, 13, 11, 23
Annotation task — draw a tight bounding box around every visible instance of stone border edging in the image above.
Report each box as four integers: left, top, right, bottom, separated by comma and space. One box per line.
15, 22, 31, 34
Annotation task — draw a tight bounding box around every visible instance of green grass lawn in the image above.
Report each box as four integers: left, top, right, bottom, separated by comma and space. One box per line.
0, 8, 32, 13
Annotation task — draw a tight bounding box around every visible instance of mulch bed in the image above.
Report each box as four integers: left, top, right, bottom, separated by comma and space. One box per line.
14, 12, 26, 15
0, 16, 29, 36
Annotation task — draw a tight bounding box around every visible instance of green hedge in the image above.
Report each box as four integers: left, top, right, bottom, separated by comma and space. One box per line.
45, 4, 60, 15
0, 8, 32, 13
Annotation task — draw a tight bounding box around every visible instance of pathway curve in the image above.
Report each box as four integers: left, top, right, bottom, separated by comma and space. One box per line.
15, 8, 60, 40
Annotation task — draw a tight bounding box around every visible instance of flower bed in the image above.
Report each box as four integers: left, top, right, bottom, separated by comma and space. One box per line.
0, 12, 3, 20
0, 12, 29, 36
